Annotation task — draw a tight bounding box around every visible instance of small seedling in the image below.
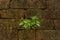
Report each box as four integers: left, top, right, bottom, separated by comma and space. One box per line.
19, 16, 40, 29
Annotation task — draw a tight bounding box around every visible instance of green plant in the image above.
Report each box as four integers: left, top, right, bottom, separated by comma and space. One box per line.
19, 16, 40, 29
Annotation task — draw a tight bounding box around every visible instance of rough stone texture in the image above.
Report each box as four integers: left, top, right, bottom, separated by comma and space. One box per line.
24, 9, 44, 18
0, 9, 25, 18
0, 19, 54, 30
18, 30, 35, 40
45, 9, 60, 19
54, 20, 60, 30
0, 0, 9, 9
0, 19, 22, 29
36, 30, 60, 40
0, 9, 44, 19
0, 24, 18, 40
46, 0, 60, 19
10, 0, 46, 8
46, 0, 60, 30
38, 19, 54, 30
0, 0, 60, 40
46, 0, 60, 10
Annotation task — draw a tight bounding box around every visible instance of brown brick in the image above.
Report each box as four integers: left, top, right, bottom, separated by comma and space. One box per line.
0, 18, 54, 30
26, 0, 46, 8
54, 20, 60, 30
25, 9, 43, 19
36, 30, 60, 40
41, 10, 53, 19
46, 0, 60, 19
47, 0, 60, 10
0, 19, 19, 40
38, 19, 54, 30
0, 19, 22, 29
52, 10, 60, 19
45, 10, 55, 19
10, 0, 46, 8
0, 23, 18, 40
9, 30, 18, 40
44, 10, 60, 19
0, 0, 9, 9
0, 9, 25, 18
18, 30, 35, 40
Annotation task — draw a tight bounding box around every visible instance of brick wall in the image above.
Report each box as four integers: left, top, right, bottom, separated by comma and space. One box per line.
0, 0, 60, 40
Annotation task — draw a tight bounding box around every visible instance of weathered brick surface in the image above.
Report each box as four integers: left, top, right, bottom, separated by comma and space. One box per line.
36, 30, 60, 40
0, 0, 9, 9
46, 0, 60, 10
39, 19, 54, 30
54, 20, 60, 30
18, 30, 35, 40
46, 0, 60, 19
9, 30, 18, 40
0, 19, 54, 30
45, 10, 60, 19
0, 8, 54, 19
10, 0, 46, 8
0, 25, 18, 40
25, 9, 44, 18
0, 0, 60, 40
0, 9, 43, 19
0, 9, 25, 18
0, 19, 21, 28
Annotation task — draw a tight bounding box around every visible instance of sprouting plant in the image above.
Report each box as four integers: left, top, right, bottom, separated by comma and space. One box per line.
19, 19, 31, 28
19, 16, 40, 29
30, 16, 40, 27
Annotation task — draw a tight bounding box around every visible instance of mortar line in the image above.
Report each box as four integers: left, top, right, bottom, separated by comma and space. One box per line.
0, 18, 60, 20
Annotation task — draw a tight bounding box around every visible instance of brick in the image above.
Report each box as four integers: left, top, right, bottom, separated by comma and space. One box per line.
9, 30, 18, 40
25, 9, 43, 19
0, 19, 21, 29
0, 9, 50, 19
46, 0, 60, 10
44, 10, 60, 19
24, 9, 54, 19
46, 0, 60, 19
52, 10, 60, 19
38, 19, 54, 30
10, 0, 46, 8
0, 19, 19, 40
54, 20, 60, 30
26, 0, 46, 8
41, 10, 53, 19
36, 30, 60, 40
0, 0, 9, 9
43, 1, 60, 19
10, 0, 26, 8
0, 26, 3, 40
0, 23, 18, 40
18, 30, 35, 40
0, 9, 25, 18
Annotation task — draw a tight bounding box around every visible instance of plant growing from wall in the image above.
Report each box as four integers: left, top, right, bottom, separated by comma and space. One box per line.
19, 16, 40, 29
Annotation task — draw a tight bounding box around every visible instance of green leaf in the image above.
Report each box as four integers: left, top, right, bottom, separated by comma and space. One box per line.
19, 22, 24, 26
19, 16, 40, 29
31, 16, 38, 20
36, 21, 40, 24
23, 23, 30, 28
36, 23, 40, 27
